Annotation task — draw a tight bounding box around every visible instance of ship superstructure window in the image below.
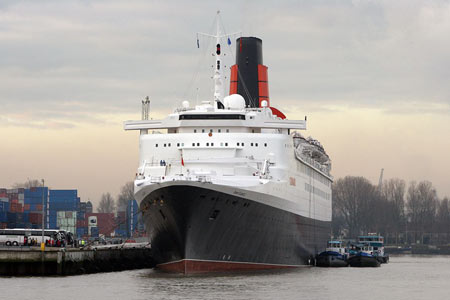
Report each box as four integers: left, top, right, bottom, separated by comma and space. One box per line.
206, 143, 210, 146
192, 143, 195, 146
177, 143, 180, 147
264, 143, 267, 147
218, 129, 221, 133
237, 142, 240, 146
179, 114, 245, 120
197, 143, 200, 146
226, 129, 229, 133
242, 143, 244, 146
251, 143, 254, 146
168, 143, 171, 147
211, 143, 214, 146
255, 143, 258, 147
194, 129, 197, 133
155, 144, 158, 147
202, 129, 205, 133
210, 129, 213, 133
225, 143, 228, 146
164, 143, 166, 147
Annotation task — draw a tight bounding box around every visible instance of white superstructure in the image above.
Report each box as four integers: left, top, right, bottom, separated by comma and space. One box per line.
124, 97, 332, 222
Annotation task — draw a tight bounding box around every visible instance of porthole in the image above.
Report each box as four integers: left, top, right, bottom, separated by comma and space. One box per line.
255, 143, 258, 147
237, 142, 240, 146
211, 143, 214, 146
225, 143, 228, 146
192, 143, 195, 146
168, 143, 171, 147
197, 143, 200, 146
206, 143, 209, 146
177, 143, 180, 147
251, 143, 254, 146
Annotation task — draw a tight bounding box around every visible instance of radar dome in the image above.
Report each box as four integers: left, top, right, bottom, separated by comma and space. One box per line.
223, 94, 246, 110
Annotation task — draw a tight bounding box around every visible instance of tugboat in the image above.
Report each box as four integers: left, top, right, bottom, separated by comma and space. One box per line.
347, 243, 380, 268
358, 234, 389, 263
316, 240, 348, 267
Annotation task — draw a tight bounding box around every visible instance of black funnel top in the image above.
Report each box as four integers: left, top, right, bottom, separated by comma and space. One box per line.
236, 37, 263, 108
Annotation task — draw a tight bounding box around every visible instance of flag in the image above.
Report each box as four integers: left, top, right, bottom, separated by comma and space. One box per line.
227, 37, 231, 45
181, 154, 184, 166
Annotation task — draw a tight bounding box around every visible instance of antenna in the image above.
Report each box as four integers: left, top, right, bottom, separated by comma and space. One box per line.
142, 96, 150, 120
378, 168, 384, 189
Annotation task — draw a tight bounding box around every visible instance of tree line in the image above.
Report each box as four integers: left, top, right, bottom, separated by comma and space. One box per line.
332, 176, 450, 245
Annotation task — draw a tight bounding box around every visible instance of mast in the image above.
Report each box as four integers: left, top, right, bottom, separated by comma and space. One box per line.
213, 11, 224, 104
197, 11, 240, 108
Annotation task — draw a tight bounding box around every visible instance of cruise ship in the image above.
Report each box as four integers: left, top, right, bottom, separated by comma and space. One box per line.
124, 18, 332, 273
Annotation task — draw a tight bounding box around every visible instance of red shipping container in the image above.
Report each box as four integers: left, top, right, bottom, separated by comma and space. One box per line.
86, 213, 115, 237
76, 219, 87, 228
29, 212, 42, 224
10, 203, 24, 213
24, 204, 31, 211
10, 199, 19, 204
0, 223, 7, 229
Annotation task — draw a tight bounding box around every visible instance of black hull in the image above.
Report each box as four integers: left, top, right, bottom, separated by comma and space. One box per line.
316, 255, 348, 268
348, 255, 380, 268
140, 184, 330, 273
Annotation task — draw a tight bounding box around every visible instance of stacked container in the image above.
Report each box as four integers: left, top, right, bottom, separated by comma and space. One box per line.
48, 190, 79, 230
86, 213, 115, 237
127, 199, 139, 237
57, 211, 77, 233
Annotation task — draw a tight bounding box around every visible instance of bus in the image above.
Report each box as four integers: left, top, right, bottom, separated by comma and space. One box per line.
0, 228, 72, 246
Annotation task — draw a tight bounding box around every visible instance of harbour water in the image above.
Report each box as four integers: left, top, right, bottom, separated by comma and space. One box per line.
1, 255, 449, 300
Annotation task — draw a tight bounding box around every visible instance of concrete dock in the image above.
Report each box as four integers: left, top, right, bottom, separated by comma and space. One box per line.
0, 243, 155, 276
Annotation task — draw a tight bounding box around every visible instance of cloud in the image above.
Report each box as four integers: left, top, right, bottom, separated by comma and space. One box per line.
0, 0, 449, 129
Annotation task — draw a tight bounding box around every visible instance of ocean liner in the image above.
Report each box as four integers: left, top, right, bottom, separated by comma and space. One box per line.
124, 17, 333, 273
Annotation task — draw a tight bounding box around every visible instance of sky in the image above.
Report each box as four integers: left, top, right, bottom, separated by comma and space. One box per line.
1, 0, 449, 207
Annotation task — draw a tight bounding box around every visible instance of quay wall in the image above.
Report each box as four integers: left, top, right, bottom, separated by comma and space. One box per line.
0, 244, 155, 276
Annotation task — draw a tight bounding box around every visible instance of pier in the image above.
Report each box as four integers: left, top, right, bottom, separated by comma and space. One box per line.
0, 243, 155, 276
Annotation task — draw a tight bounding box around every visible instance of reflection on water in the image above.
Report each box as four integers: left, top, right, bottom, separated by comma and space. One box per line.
1, 256, 449, 300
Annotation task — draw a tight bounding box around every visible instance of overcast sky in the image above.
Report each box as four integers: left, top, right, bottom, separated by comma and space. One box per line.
1, 0, 449, 206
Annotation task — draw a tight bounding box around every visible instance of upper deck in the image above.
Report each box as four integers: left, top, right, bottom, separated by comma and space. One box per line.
124, 102, 306, 132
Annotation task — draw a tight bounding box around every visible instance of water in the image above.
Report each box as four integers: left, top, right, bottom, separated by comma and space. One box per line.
1, 255, 449, 300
